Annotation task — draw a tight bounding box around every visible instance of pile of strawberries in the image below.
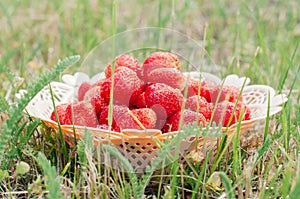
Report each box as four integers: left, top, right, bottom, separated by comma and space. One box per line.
50, 52, 251, 133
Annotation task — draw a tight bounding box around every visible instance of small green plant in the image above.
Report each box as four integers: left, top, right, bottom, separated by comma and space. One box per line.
37, 152, 64, 199
0, 55, 80, 167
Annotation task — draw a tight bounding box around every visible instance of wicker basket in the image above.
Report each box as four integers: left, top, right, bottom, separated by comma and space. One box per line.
18, 72, 287, 173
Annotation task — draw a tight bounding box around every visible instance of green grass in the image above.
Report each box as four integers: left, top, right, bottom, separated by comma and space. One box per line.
0, 0, 299, 198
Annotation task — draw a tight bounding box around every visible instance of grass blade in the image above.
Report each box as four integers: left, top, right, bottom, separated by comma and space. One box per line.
217, 171, 235, 199
101, 144, 139, 198
37, 152, 64, 199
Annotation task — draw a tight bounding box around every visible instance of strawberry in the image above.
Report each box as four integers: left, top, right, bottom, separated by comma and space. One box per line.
50, 101, 98, 127
147, 67, 186, 90
142, 52, 180, 81
83, 79, 106, 100
117, 108, 157, 130
78, 82, 91, 101
101, 67, 144, 106
199, 81, 214, 102
144, 83, 183, 119
133, 83, 170, 108
210, 85, 242, 103
82, 79, 109, 116
162, 109, 206, 132
71, 101, 98, 127
185, 79, 212, 102
133, 91, 147, 108
98, 105, 128, 130
89, 86, 108, 116
98, 78, 112, 103
186, 95, 213, 121
105, 54, 142, 78
144, 82, 169, 92
94, 78, 108, 87
212, 101, 251, 127
83, 85, 97, 100
50, 103, 72, 125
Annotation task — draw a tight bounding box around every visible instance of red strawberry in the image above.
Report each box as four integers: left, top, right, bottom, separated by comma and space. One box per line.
105, 54, 142, 78
51, 101, 98, 127
199, 81, 214, 102
162, 109, 206, 132
50, 103, 72, 125
82, 79, 109, 116
244, 105, 251, 120
78, 82, 91, 101
117, 108, 157, 130
144, 82, 169, 92
94, 78, 108, 87
210, 85, 242, 103
185, 79, 212, 102
133, 83, 169, 108
142, 52, 180, 81
212, 101, 251, 127
82, 79, 110, 102
98, 105, 128, 130
101, 67, 144, 106
133, 108, 157, 129
185, 78, 199, 97
71, 101, 98, 127
98, 78, 112, 103
83, 85, 97, 100
83, 79, 106, 100
89, 86, 108, 116
147, 67, 186, 90
114, 67, 144, 105
186, 95, 213, 120
144, 83, 183, 119
134, 92, 147, 108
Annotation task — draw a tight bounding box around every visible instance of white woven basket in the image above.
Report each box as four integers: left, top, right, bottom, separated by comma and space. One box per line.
18, 72, 287, 173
